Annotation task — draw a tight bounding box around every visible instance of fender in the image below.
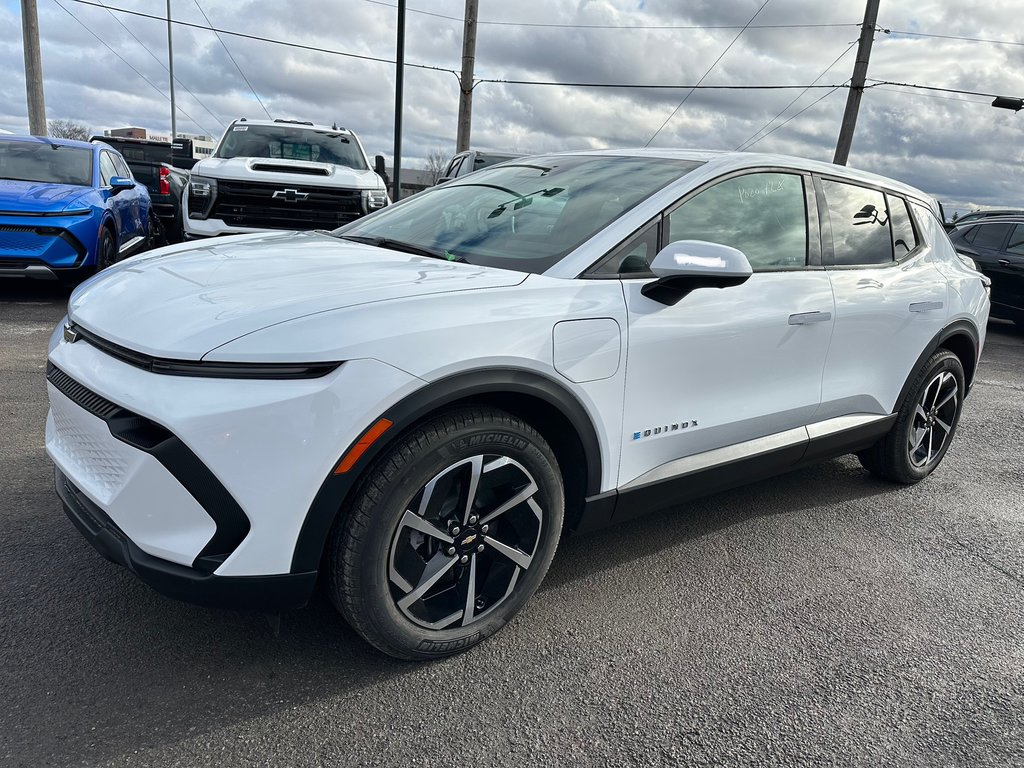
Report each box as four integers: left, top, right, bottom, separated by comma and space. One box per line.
289, 367, 605, 574
893, 319, 980, 413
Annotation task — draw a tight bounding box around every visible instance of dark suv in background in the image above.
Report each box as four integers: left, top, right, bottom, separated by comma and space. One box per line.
950, 216, 1024, 326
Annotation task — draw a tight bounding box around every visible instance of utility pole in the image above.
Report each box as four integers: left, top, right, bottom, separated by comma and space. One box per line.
21, 0, 47, 136
393, 0, 406, 201
167, 0, 176, 140
455, 0, 478, 153
833, 0, 880, 165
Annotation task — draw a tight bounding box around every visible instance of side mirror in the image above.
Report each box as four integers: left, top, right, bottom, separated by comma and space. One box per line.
109, 176, 134, 194
641, 240, 753, 306
374, 154, 387, 176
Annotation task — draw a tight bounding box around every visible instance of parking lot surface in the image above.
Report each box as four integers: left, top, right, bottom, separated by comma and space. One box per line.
2, 280, 1022, 767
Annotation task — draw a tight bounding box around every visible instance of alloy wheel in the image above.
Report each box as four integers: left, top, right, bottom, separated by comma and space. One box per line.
908, 370, 959, 468
387, 454, 543, 630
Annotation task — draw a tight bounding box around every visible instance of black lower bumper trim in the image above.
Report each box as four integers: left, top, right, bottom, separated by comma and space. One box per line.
56, 469, 317, 611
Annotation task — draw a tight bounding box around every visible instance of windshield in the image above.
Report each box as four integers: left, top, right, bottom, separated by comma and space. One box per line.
0, 141, 93, 186
215, 124, 368, 169
334, 155, 701, 273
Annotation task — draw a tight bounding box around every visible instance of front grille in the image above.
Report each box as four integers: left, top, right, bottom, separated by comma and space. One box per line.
210, 180, 364, 229
0, 225, 48, 254
46, 363, 123, 420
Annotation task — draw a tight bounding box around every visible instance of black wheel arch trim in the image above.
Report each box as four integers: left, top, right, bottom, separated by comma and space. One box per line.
290, 367, 604, 574
894, 319, 980, 413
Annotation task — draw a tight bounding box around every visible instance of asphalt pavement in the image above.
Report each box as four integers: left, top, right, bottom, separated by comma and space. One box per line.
2, 279, 1022, 767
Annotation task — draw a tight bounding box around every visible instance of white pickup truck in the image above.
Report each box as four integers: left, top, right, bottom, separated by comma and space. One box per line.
183, 119, 389, 238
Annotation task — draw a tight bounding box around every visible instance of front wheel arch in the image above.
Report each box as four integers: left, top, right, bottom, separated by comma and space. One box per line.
290, 368, 603, 575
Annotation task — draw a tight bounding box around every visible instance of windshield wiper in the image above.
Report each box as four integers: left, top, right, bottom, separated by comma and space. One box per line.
339, 235, 467, 262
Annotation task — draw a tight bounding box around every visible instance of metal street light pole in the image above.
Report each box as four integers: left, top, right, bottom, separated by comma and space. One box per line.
167, 0, 176, 140
393, 0, 405, 201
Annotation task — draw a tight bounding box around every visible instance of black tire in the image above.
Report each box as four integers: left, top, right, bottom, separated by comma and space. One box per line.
328, 406, 564, 660
857, 349, 965, 484
147, 214, 166, 250
96, 226, 117, 271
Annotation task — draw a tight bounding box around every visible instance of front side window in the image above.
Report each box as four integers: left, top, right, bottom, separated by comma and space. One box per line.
973, 222, 1012, 250
822, 180, 892, 265
215, 125, 368, 170
665, 172, 808, 271
111, 154, 131, 179
334, 155, 701, 274
0, 140, 93, 186
99, 152, 118, 186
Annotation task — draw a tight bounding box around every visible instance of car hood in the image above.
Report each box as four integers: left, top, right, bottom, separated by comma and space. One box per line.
68, 231, 527, 359
192, 157, 384, 190
0, 179, 92, 213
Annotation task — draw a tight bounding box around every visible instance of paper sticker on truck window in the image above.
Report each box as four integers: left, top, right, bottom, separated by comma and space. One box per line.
232, 126, 248, 131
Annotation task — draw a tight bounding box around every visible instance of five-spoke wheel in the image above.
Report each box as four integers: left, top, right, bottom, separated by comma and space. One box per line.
328, 407, 563, 660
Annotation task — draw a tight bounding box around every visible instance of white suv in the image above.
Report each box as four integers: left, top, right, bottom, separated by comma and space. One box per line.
183, 119, 388, 238
46, 150, 989, 659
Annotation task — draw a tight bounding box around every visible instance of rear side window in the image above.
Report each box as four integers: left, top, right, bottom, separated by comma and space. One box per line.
1006, 224, 1024, 256
822, 180, 891, 265
665, 172, 808, 271
973, 222, 1011, 250
887, 194, 917, 258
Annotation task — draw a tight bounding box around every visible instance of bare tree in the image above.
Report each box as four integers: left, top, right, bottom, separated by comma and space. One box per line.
48, 119, 91, 140
424, 147, 450, 185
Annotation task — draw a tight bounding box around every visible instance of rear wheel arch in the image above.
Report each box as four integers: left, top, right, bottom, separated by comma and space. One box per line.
291, 368, 604, 575
894, 320, 979, 412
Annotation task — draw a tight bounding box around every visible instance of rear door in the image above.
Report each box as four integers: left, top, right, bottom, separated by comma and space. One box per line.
816, 178, 948, 418
998, 224, 1024, 312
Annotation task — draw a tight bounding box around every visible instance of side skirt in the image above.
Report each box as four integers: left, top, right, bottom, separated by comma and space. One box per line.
573, 413, 896, 533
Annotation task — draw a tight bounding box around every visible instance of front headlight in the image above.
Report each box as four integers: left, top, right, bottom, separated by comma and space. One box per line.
187, 175, 218, 219
362, 189, 389, 213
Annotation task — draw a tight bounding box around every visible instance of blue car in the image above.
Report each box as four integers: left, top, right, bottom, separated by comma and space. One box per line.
0, 135, 152, 282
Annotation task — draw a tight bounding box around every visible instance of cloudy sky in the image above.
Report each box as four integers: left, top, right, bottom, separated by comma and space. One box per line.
1, 0, 1022, 214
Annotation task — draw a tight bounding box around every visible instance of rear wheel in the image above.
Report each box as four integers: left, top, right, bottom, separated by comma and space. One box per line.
328, 407, 564, 660
858, 349, 965, 484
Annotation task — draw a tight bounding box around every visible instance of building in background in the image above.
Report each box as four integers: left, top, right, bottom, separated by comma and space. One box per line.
175, 132, 216, 158
384, 167, 433, 198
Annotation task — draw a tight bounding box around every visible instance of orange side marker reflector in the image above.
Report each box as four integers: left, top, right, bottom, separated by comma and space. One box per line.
334, 418, 393, 474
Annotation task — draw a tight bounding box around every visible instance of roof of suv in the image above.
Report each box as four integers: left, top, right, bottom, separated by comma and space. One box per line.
229, 119, 355, 136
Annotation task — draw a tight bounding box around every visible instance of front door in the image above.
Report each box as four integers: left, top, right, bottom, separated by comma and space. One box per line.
616, 170, 835, 489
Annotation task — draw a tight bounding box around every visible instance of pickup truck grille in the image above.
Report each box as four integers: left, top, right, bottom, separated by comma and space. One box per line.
210, 181, 365, 230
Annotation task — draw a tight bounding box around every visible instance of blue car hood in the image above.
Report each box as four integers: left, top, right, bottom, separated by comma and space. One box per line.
0, 179, 91, 213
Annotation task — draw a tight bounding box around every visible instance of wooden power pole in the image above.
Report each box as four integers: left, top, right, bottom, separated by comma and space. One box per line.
833, 0, 880, 165
21, 0, 47, 136
393, 0, 406, 201
456, 0, 478, 152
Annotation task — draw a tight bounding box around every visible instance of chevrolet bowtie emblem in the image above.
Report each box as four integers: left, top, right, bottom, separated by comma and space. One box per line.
63, 323, 79, 343
272, 188, 309, 202
461, 534, 478, 546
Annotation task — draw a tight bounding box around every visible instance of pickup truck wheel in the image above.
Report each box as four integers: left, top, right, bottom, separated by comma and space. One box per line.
96, 227, 116, 270
147, 214, 166, 249
327, 407, 564, 660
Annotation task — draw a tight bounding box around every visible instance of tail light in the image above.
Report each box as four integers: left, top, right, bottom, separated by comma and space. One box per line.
159, 166, 171, 196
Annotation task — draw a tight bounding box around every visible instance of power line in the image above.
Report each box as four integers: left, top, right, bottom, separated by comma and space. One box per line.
192, 0, 273, 119
363, 0, 857, 30
736, 41, 856, 151
475, 79, 847, 90
870, 85, 990, 105
67, 0, 458, 75
51, 0, 213, 135
884, 28, 1024, 48
743, 83, 847, 150
645, 0, 773, 147
867, 79, 1023, 100
92, 0, 225, 130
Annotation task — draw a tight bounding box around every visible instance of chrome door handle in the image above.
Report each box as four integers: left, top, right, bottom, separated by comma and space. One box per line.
997, 259, 1010, 267
909, 301, 943, 313
788, 311, 832, 325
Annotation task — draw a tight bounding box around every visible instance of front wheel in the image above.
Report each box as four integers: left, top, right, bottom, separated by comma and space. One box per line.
96, 227, 116, 271
328, 407, 564, 660
858, 349, 965, 484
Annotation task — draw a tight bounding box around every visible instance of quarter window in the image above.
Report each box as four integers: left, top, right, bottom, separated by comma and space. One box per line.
822, 180, 892, 265
972, 222, 1011, 250
1006, 224, 1024, 256
887, 194, 917, 258
665, 172, 808, 270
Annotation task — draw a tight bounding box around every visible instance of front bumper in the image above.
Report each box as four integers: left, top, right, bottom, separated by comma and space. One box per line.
0, 212, 95, 276
56, 468, 316, 610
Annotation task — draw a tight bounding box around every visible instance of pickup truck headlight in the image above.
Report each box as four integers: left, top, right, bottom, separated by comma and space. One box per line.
362, 189, 389, 213
187, 175, 217, 219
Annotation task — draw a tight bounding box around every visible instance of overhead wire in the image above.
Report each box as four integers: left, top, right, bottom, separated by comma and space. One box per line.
191, 0, 273, 119
51, 0, 213, 135
883, 29, 1024, 48
735, 40, 857, 151
91, 0, 226, 130
644, 0, 773, 147
743, 83, 848, 150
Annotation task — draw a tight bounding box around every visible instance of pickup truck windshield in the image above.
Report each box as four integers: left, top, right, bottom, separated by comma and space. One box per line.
0, 141, 93, 186
215, 125, 368, 169
333, 155, 701, 274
